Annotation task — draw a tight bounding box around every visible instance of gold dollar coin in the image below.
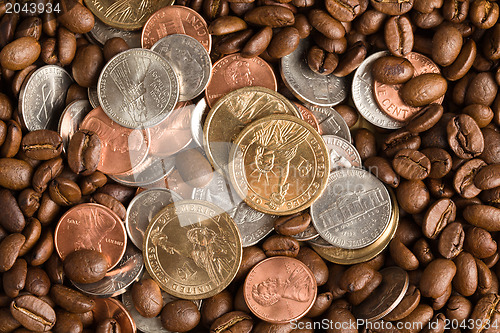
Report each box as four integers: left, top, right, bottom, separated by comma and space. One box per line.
229, 114, 330, 215
84, 0, 173, 31
143, 200, 242, 299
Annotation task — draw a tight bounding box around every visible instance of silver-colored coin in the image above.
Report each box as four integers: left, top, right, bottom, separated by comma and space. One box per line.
292, 223, 319, 241
110, 154, 175, 187
58, 100, 92, 151
88, 87, 100, 108
191, 171, 242, 213
308, 235, 334, 248
190, 98, 208, 147
322, 135, 361, 171
98, 48, 179, 129
19, 65, 73, 131
151, 34, 212, 102
87, 17, 141, 48
311, 168, 392, 249
352, 51, 405, 130
72, 245, 143, 298
280, 38, 347, 107
305, 103, 351, 141
126, 188, 182, 249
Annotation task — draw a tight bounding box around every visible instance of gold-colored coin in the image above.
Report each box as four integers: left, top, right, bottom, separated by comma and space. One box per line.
143, 200, 242, 299
311, 189, 399, 265
203, 87, 301, 172
84, 0, 173, 31
229, 114, 330, 216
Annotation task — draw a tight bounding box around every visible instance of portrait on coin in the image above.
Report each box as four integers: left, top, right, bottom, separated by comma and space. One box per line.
224, 60, 255, 87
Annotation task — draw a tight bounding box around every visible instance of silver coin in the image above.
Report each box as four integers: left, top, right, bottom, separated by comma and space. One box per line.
352, 51, 405, 130
58, 100, 92, 151
88, 87, 100, 108
72, 245, 143, 298
126, 188, 182, 249
87, 17, 141, 48
308, 235, 334, 248
304, 103, 351, 141
110, 154, 175, 187
190, 98, 208, 147
19, 65, 73, 131
280, 38, 347, 107
292, 223, 319, 241
191, 171, 242, 213
311, 168, 392, 249
98, 48, 179, 129
151, 34, 211, 102
322, 135, 362, 171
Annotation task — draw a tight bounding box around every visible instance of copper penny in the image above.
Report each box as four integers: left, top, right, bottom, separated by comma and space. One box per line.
93, 298, 136, 333
141, 5, 211, 52
244, 257, 317, 323
205, 54, 278, 107
54, 203, 127, 270
292, 102, 321, 133
80, 107, 150, 175
373, 52, 443, 122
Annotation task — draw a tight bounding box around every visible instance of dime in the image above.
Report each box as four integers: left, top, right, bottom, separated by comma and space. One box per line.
244, 257, 317, 324
126, 188, 182, 249
373, 52, 443, 122
58, 99, 92, 151
292, 222, 319, 241
141, 5, 211, 52
80, 107, 150, 175
203, 87, 300, 172
280, 38, 347, 107
143, 200, 242, 299
19, 65, 73, 131
352, 51, 405, 129
311, 168, 392, 249
93, 298, 136, 333
84, 0, 172, 31
190, 98, 208, 148
353, 267, 409, 321
151, 34, 211, 101
110, 154, 175, 187
54, 203, 127, 270
98, 48, 179, 129
292, 103, 321, 133
87, 16, 142, 48
88, 87, 100, 108
322, 135, 362, 170
72, 244, 144, 298
229, 114, 330, 215
304, 103, 351, 141
205, 54, 277, 107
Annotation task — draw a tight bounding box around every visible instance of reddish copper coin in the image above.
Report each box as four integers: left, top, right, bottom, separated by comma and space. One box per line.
93, 298, 136, 333
164, 169, 194, 199
373, 52, 444, 122
80, 107, 150, 175
205, 53, 278, 107
293, 102, 321, 133
244, 257, 317, 324
141, 5, 211, 52
54, 203, 127, 270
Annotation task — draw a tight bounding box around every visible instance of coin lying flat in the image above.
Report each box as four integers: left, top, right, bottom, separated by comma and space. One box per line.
292, 223, 319, 241
304, 103, 351, 141
229, 114, 330, 215
87, 16, 142, 48
292, 103, 321, 133
151, 34, 211, 101
58, 99, 92, 151
98, 48, 179, 129
322, 135, 362, 170
19, 65, 73, 131
109, 154, 175, 187
93, 298, 136, 333
311, 168, 392, 249
144, 200, 242, 299
281, 38, 347, 107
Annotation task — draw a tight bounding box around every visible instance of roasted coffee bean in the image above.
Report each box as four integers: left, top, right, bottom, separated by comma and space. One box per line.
53, 310, 83, 333
474, 164, 500, 190
333, 41, 367, 77
161, 300, 200, 332
209, 16, 247, 35
370, 0, 413, 15
58, 0, 95, 34
3, 259, 27, 298
307, 45, 338, 75
354, 128, 377, 160
432, 25, 462, 66
25, 266, 51, 297
372, 55, 414, 84
469, 0, 499, 29
412, 8, 444, 29
421, 147, 452, 179
45, 252, 64, 285
307, 292, 333, 317
103, 37, 129, 62
10, 295, 55, 331
32, 157, 64, 193
334, 105, 358, 128
67, 130, 101, 176
18, 188, 41, 218
465, 72, 498, 106
80, 171, 107, 196
244, 6, 295, 27
396, 180, 430, 214
462, 104, 494, 128
175, 149, 213, 188
49, 177, 82, 206
420, 259, 456, 298
339, 263, 375, 292
96, 318, 121, 333
385, 15, 413, 57
355, 9, 386, 35
1, 120, 22, 158
383, 130, 421, 157
268, 26, 300, 58
21, 130, 63, 160
453, 158, 487, 198
262, 234, 300, 257
72, 44, 104, 88
427, 177, 454, 198
241, 27, 273, 58
392, 149, 431, 180
390, 238, 419, 270
203, 0, 229, 20
475, 258, 494, 294
216, 29, 253, 55
201, 290, 233, 327
19, 217, 42, 256
400, 74, 447, 107
447, 114, 484, 159
50, 284, 95, 313
274, 212, 311, 236
234, 246, 266, 281
313, 32, 347, 53
443, 39, 477, 81
452, 252, 478, 296
29, 229, 54, 266
0, 188, 25, 233
469, 294, 500, 333
325, 264, 347, 298
395, 218, 422, 246
296, 246, 329, 286
481, 186, 500, 208
63, 249, 108, 284
0, 158, 33, 190
446, 295, 472, 326
422, 198, 456, 239
365, 156, 400, 188
0, 37, 40, 71
91, 193, 126, 220
131, 278, 163, 318
325, 0, 361, 21
324, 307, 357, 333
464, 226, 497, 258
438, 222, 465, 259
209, 311, 252, 333
384, 285, 421, 321
0, 233, 25, 272
308, 9, 345, 40
37, 192, 61, 226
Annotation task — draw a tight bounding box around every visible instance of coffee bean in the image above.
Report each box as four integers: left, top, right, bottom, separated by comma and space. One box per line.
241, 27, 273, 58
0, 158, 33, 190
307, 45, 338, 75
175, 149, 213, 188
400, 74, 447, 107
0, 233, 25, 272
203, 0, 229, 20
453, 158, 487, 198
438, 222, 465, 259
347, 270, 382, 305
396, 180, 430, 214
32, 157, 64, 193
244, 6, 295, 27
29, 229, 54, 266
465, 72, 498, 106
365, 156, 400, 188
395, 218, 422, 246
80, 171, 107, 196
354, 128, 377, 160
1, 119, 22, 158
274, 212, 311, 236
63, 249, 108, 284
18, 188, 42, 218
339, 263, 376, 292
234, 246, 266, 281
422, 198, 456, 239
0, 36, 40, 71
21, 130, 63, 161
464, 226, 497, 258
25, 266, 51, 297
383, 130, 421, 157
447, 114, 484, 159
335, 105, 359, 128
451, 252, 478, 296
432, 25, 463, 66
475, 258, 494, 295
262, 234, 300, 257
392, 149, 431, 180
385, 15, 413, 57
58, 0, 95, 34
326, 264, 347, 298
72, 45, 104, 88
419, 259, 456, 298
49, 177, 82, 206
333, 41, 367, 77
324, 307, 357, 333
209, 16, 247, 35
53, 309, 83, 333
201, 290, 233, 328
67, 130, 101, 176
313, 32, 347, 53
45, 252, 65, 285
470, 294, 500, 333
50, 284, 95, 313
103, 37, 129, 63
370, 0, 413, 15
97, 184, 136, 205
131, 278, 163, 318
390, 238, 419, 271
0, 188, 25, 233
307, 292, 333, 317
161, 300, 200, 332
462, 104, 494, 128
443, 39, 477, 81
474, 163, 500, 190
210, 311, 252, 333
216, 29, 253, 55
268, 26, 300, 58
481, 186, 500, 208
3, 259, 27, 298
372, 56, 414, 84
90, 193, 126, 220
292, 14, 312, 38
470, 0, 499, 29
37, 192, 61, 226
95, 318, 121, 333
308, 9, 345, 40
296, 246, 329, 286
10, 295, 55, 331
19, 217, 42, 256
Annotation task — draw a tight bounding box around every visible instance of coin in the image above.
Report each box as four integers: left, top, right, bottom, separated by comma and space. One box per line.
191, 170, 243, 213
280, 38, 347, 107
126, 188, 182, 249
292, 222, 319, 241
141, 5, 211, 52
311, 168, 392, 249
80, 107, 151, 175
151, 34, 212, 101
190, 98, 208, 148
88, 87, 100, 108
373, 52, 443, 122
72, 244, 144, 298
54, 203, 127, 270
19, 65, 73, 131
229, 114, 330, 215
110, 154, 175, 187
322, 135, 362, 170
87, 16, 142, 48
58, 99, 92, 151
353, 266, 409, 321
205, 54, 278, 107
244, 257, 317, 324
84, 0, 172, 31
93, 298, 136, 333
292, 103, 321, 133
304, 103, 351, 141
352, 51, 405, 129
143, 200, 242, 299
203, 87, 301, 172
